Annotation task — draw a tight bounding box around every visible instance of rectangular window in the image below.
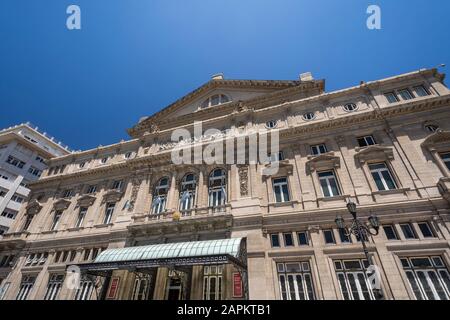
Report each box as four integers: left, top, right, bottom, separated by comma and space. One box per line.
112, 180, 123, 191
86, 185, 97, 194
297, 232, 309, 246
323, 229, 335, 244
401, 256, 450, 300
338, 228, 352, 243
318, 171, 341, 198
203, 265, 223, 300
6, 155, 26, 169
357, 135, 376, 147
76, 207, 87, 228
400, 223, 417, 239
440, 153, 450, 171
104, 203, 115, 224
16, 276, 36, 300
44, 275, 64, 300
62, 189, 72, 198
418, 222, 434, 238
385, 92, 399, 103
334, 259, 374, 300
311, 144, 327, 156
273, 177, 290, 203
413, 85, 430, 97
369, 163, 397, 191
398, 88, 414, 100
283, 233, 294, 247
51, 211, 62, 231
75, 276, 94, 300
278, 262, 315, 300
383, 225, 399, 240
28, 166, 42, 177
270, 234, 280, 248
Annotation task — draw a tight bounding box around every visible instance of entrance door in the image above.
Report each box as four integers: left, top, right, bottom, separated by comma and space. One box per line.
167, 277, 182, 300
166, 270, 188, 300
132, 274, 152, 300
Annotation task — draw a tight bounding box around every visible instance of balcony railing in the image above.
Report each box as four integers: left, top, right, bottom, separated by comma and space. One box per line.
131, 204, 231, 224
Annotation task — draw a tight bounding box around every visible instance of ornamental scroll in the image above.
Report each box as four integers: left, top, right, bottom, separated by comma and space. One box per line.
238, 165, 249, 197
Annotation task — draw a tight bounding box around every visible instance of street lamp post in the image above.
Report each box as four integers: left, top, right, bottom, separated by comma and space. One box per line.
335, 200, 384, 300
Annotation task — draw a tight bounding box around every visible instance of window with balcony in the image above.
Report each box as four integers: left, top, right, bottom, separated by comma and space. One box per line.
208, 169, 227, 208
152, 177, 169, 214
179, 173, 197, 213
369, 163, 397, 191
272, 177, 290, 203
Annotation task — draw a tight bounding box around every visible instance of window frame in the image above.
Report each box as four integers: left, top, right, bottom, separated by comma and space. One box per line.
317, 170, 341, 198
368, 162, 398, 191
400, 223, 417, 240
272, 177, 291, 203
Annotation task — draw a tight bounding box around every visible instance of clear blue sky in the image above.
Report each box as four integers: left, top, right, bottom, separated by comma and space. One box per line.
1, 0, 449, 151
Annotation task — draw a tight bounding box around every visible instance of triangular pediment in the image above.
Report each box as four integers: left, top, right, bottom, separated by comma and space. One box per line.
128, 78, 324, 138
422, 130, 450, 147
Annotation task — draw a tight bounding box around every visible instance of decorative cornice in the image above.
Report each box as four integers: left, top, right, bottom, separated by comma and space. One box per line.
354, 145, 394, 164
421, 130, 450, 148
306, 152, 340, 171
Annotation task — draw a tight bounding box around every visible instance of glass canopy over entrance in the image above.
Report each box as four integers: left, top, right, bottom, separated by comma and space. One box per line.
72, 238, 248, 300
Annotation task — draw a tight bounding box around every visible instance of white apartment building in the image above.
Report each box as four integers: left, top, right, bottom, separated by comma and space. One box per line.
0, 123, 71, 236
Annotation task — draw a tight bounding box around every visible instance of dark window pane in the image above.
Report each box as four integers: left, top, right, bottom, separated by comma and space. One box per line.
298, 232, 309, 245
323, 230, 335, 244
338, 228, 352, 243
284, 233, 294, 246
383, 225, 398, 240
401, 224, 416, 239
418, 222, 434, 238
271, 234, 280, 247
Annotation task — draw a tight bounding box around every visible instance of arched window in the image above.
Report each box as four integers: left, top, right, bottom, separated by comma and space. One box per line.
208, 168, 227, 207
201, 94, 230, 109
179, 173, 197, 213
152, 177, 169, 214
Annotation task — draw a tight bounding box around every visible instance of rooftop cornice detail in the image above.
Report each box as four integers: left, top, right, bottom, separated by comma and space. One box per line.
128, 80, 324, 138
28, 94, 450, 189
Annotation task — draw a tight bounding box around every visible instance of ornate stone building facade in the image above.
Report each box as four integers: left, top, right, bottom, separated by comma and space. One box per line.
1, 68, 450, 300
